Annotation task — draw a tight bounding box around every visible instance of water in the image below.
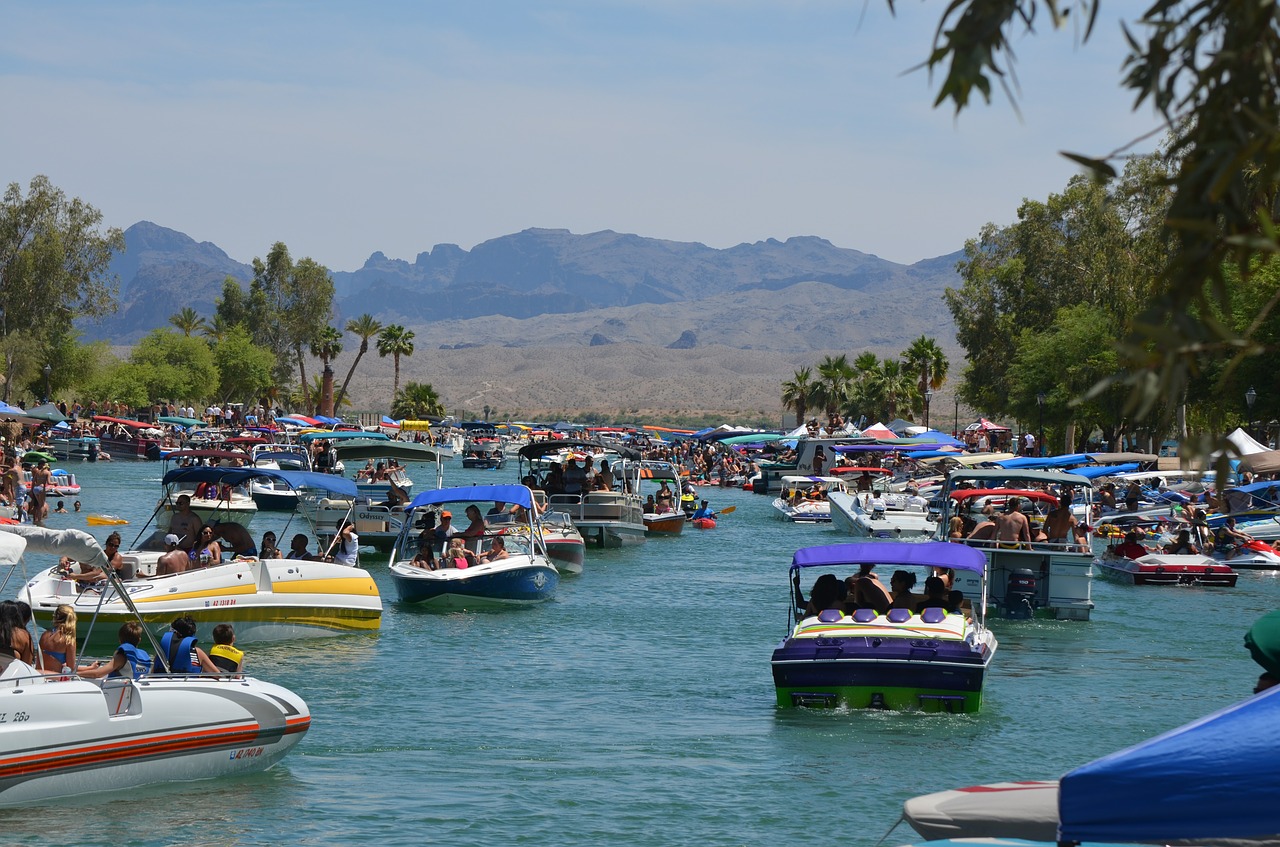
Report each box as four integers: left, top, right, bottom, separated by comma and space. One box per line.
4, 459, 1274, 846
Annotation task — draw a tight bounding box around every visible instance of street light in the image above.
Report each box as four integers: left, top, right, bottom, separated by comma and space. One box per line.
923, 388, 933, 431
42, 363, 51, 404
1036, 392, 1046, 457
1247, 386, 1258, 437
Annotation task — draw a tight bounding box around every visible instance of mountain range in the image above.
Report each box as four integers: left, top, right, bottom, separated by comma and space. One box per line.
87, 222, 965, 420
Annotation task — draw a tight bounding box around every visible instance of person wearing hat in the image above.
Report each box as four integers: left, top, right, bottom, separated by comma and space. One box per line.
156, 533, 190, 575
433, 511, 456, 541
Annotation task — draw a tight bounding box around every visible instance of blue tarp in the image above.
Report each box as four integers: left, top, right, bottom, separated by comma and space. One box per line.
381, 415, 399, 427
160, 467, 359, 497
913, 430, 967, 447
1069, 463, 1141, 480
791, 542, 987, 575
407, 484, 534, 511
313, 415, 342, 425
1059, 686, 1280, 842
994, 453, 1091, 469
298, 430, 389, 443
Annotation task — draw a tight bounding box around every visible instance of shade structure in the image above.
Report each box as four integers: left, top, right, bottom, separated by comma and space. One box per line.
24, 403, 68, 423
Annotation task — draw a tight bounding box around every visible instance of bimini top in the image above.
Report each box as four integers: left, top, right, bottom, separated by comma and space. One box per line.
949, 488, 1061, 504
407, 484, 534, 511
331, 440, 447, 462
791, 541, 987, 575
517, 439, 640, 462
0, 530, 26, 566
161, 466, 359, 498
993, 453, 1092, 469
298, 430, 390, 443
947, 468, 1092, 487
1070, 462, 1141, 480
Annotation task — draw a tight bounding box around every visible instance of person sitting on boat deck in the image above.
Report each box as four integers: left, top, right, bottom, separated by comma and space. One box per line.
1214, 517, 1253, 558
966, 505, 998, 547
79, 621, 150, 680
1042, 492, 1078, 547
210, 521, 257, 559
288, 533, 322, 561
888, 570, 922, 610
259, 531, 280, 560
208, 624, 244, 674
189, 526, 223, 568
478, 536, 510, 563
152, 614, 218, 674
690, 500, 716, 521
644, 494, 657, 513
855, 471, 874, 493
846, 563, 892, 614
913, 576, 963, 614
53, 500, 67, 514
168, 494, 203, 552
38, 604, 78, 674
1113, 530, 1149, 560
1097, 483, 1118, 512
443, 537, 476, 569
0, 601, 34, 666
948, 516, 966, 542
487, 501, 509, 518
655, 482, 675, 514
591, 460, 612, 491
994, 498, 1032, 548
1124, 481, 1142, 512
454, 505, 488, 539
328, 521, 360, 566
563, 459, 588, 495
156, 533, 191, 575
542, 464, 565, 495
433, 511, 456, 541
804, 573, 845, 618
381, 478, 410, 508
1164, 528, 1201, 555
411, 547, 438, 570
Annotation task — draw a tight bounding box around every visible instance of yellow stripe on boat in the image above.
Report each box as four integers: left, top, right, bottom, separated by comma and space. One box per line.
132, 584, 257, 603
270, 576, 380, 596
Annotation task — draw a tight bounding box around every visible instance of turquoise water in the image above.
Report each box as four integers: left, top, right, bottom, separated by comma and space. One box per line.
3, 459, 1274, 846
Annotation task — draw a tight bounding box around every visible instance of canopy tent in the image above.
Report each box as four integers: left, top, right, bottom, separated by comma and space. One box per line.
1239, 449, 1280, 475
160, 466, 359, 498
24, 403, 67, 423
860, 422, 897, 439
884, 418, 917, 435
965, 418, 1010, 432
1059, 686, 1280, 842
407, 484, 534, 511
1226, 426, 1270, 455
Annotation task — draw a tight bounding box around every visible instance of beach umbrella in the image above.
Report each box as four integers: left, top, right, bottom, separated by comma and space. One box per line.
24, 403, 67, 423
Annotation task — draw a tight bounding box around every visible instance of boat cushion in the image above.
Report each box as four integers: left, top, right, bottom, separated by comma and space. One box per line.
817, 608, 843, 623
886, 608, 912, 623
920, 607, 947, 624
852, 608, 878, 623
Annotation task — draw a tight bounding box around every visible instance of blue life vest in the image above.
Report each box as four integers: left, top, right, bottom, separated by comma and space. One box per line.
111, 643, 152, 679
153, 632, 199, 673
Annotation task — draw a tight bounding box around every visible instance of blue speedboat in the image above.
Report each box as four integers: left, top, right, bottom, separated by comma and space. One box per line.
388, 484, 558, 608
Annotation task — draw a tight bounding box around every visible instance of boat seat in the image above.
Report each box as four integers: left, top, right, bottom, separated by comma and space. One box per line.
920, 607, 947, 624
817, 608, 843, 623
852, 608, 878, 623
886, 608, 912, 623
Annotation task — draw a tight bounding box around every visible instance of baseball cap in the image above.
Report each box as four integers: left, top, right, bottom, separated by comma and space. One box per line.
441, 511, 452, 518
164, 533, 181, 545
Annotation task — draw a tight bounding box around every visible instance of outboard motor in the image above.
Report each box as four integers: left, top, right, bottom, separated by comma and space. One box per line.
1003, 568, 1037, 619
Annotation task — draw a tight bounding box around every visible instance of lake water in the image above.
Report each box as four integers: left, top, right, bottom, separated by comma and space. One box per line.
3, 458, 1273, 846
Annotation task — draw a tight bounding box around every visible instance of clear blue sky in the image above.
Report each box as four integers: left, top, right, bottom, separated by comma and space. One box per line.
3, 1, 1161, 271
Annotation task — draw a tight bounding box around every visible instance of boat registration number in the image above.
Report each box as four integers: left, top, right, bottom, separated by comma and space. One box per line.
229, 746, 264, 760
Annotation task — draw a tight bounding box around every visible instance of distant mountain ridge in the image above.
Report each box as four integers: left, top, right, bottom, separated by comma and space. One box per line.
86, 221, 962, 356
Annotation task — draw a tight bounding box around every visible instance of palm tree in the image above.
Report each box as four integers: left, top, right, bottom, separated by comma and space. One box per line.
781, 367, 815, 428
902, 335, 950, 397
334, 313, 383, 411
201, 314, 232, 343
169, 307, 206, 337
377, 324, 415, 405
391, 381, 445, 421
872, 358, 919, 421
310, 326, 343, 370
812, 354, 854, 428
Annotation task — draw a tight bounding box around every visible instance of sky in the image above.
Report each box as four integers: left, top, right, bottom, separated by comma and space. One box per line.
2, 1, 1164, 271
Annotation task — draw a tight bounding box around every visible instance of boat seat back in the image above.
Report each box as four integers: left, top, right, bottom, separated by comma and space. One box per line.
886, 608, 912, 623
852, 608, 878, 623
817, 608, 843, 623
920, 607, 947, 624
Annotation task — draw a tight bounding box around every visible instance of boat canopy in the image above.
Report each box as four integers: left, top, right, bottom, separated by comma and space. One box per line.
299, 430, 389, 443
158, 415, 204, 427
833, 443, 937, 453
0, 525, 108, 569
948, 468, 1092, 487
1067, 463, 1141, 480
160, 467, 359, 498
922, 452, 1016, 467
1225, 479, 1280, 495
1059, 686, 1280, 842
718, 432, 785, 445
517, 439, 640, 461
90, 415, 153, 428
781, 475, 845, 485
1086, 451, 1159, 464
791, 541, 987, 575
399, 419, 440, 431
829, 466, 893, 474
993, 453, 1091, 469
331, 440, 445, 462
638, 465, 682, 481
0, 531, 25, 565
949, 488, 1061, 504
163, 449, 251, 462
407, 484, 534, 511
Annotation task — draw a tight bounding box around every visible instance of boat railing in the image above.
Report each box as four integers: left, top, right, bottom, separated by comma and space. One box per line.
548, 492, 638, 522
951, 537, 1089, 554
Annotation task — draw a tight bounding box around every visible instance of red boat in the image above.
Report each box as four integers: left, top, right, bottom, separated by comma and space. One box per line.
1096, 552, 1238, 586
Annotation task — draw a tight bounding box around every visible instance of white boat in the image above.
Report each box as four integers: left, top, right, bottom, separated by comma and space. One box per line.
771, 475, 849, 523
387, 484, 559, 607
0, 530, 311, 809
828, 489, 938, 539
157, 449, 259, 528
16, 469, 382, 644
938, 468, 1096, 621
518, 439, 646, 548
248, 443, 311, 511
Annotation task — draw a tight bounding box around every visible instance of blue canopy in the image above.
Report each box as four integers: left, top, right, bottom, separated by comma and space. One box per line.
1059, 687, 1280, 842
913, 430, 967, 447
995, 453, 1091, 469
407, 484, 534, 511
790, 541, 987, 575
313, 415, 342, 425
1069, 463, 1141, 480
298, 430, 389, 443
900, 449, 963, 460
160, 466, 359, 497
1225, 480, 1280, 495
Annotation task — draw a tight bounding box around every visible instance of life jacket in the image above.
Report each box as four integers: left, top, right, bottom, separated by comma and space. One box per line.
111, 643, 152, 679
153, 631, 199, 674
209, 643, 244, 673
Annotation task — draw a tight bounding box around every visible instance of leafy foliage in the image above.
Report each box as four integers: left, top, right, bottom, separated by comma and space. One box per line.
391, 382, 445, 421
377, 324, 416, 404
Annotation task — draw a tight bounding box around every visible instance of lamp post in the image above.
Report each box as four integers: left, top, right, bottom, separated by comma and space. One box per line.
1036, 392, 1046, 457
1247, 386, 1257, 438
42, 363, 51, 404
954, 396, 959, 438
923, 388, 933, 431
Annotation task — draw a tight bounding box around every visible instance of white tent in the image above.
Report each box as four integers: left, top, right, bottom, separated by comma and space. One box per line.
1226, 427, 1269, 455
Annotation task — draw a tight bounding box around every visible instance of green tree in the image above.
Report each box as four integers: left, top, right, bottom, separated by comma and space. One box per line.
869, 358, 918, 422
129, 329, 218, 403
391, 381, 445, 421
84, 360, 153, 409
377, 324, 415, 405
202, 314, 233, 344
811, 354, 853, 427
334, 313, 383, 411
211, 326, 275, 404
0, 175, 124, 401
902, 336, 950, 398
245, 243, 335, 406
169, 306, 206, 337
213, 276, 250, 329
781, 367, 815, 427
